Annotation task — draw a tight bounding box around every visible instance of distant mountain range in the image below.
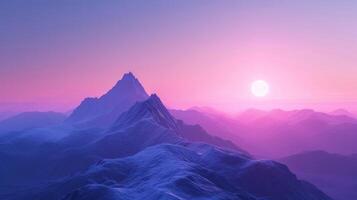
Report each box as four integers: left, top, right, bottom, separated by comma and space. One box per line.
330, 108, 356, 118
173, 107, 357, 158
0, 73, 331, 200
170, 108, 240, 142
0, 111, 16, 121
173, 107, 357, 200
0, 111, 66, 132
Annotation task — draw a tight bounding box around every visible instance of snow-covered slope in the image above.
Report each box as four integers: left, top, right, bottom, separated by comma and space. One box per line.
111, 94, 240, 152
12, 144, 331, 200
113, 94, 179, 130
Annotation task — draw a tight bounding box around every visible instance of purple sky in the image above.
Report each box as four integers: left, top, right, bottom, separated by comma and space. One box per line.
1, 1, 357, 112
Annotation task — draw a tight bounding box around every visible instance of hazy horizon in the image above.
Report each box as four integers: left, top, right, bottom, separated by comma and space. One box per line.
1, 72, 357, 115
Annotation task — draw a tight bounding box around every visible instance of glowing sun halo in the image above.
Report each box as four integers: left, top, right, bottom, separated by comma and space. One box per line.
251, 80, 269, 97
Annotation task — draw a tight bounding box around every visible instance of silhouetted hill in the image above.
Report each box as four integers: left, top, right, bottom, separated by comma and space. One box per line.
0, 111, 66, 132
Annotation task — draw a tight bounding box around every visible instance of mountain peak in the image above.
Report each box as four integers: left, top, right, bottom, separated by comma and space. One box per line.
66, 72, 149, 124
107, 72, 147, 98
116, 72, 137, 85
113, 94, 178, 130
122, 72, 135, 79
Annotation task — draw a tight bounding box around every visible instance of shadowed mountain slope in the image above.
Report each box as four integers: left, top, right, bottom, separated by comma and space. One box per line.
280, 151, 357, 200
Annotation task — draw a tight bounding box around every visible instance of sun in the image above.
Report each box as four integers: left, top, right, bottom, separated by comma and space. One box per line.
251, 80, 269, 97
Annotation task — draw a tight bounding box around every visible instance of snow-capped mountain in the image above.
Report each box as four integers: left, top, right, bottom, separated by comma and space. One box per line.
0, 94, 239, 187
0, 73, 332, 200
66, 72, 149, 127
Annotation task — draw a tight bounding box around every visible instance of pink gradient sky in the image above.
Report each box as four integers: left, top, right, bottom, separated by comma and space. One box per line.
1, 1, 357, 112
